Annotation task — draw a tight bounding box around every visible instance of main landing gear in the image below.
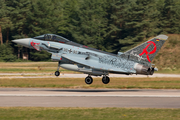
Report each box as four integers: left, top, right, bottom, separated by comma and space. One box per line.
85, 76, 93, 84
85, 75, 110, 85
102, 75, 110, 84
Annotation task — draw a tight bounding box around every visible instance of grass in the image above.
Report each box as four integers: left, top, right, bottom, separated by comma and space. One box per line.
156, 69, 180, 74
0, 107, 179, 120
1, 77, 180, 89
0, 68, 69, 73
0, 62, 80, 73
0, 62, 57, 67
0, 62, 180, 74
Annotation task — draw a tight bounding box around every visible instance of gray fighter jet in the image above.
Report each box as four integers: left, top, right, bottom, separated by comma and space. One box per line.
12, 34, 168, 84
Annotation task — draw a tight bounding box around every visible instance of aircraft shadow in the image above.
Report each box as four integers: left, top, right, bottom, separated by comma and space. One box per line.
42, 89, 140, 93
0, 88, 142, 92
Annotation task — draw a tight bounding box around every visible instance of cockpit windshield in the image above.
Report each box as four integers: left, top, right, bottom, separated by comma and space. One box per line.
33, 34, 70, 43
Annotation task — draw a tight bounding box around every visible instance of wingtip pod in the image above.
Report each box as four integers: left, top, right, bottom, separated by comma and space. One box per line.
155, 34, 168, 40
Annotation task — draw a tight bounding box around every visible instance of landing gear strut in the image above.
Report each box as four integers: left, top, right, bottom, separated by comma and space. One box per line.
85, 75, 93, 84
102, 75, 110, 84
55, 61, 61, 76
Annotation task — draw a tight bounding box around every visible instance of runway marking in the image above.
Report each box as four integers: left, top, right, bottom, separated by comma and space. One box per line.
0, 94, 180, 97
0, 73, 180, 78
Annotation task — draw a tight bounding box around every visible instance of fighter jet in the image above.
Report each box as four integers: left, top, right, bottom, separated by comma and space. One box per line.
12, 34, 168, 84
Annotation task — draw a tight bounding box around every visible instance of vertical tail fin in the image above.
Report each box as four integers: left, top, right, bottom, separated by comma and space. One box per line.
125, 35, 168, 64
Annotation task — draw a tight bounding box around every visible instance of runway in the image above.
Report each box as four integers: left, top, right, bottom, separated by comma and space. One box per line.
0, 88, 180, 108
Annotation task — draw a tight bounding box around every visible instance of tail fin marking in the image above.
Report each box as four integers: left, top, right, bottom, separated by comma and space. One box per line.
124, 35, 168, 64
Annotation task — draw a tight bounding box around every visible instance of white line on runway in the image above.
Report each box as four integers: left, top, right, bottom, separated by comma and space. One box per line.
1, 73, 180, 78
1, 94, 180, 97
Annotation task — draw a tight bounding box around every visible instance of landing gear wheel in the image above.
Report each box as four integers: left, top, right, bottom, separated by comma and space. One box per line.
102, 76, 110, 84
85, 76, 93, 84
55, 71, 60, 76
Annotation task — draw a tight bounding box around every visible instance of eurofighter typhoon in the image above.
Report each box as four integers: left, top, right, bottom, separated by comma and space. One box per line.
12, 34, 168, 84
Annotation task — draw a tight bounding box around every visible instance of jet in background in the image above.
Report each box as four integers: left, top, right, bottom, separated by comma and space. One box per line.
12, 34, 168, 84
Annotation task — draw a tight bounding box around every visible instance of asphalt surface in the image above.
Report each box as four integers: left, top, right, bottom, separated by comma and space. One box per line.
0, 88, 180, 108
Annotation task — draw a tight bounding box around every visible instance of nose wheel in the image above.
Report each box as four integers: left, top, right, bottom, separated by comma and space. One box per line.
102, 76, 110, 84
85, 76, 93, 84
55, 71, 60, 76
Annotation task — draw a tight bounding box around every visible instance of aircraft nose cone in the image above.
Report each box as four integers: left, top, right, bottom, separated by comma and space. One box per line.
12, 38, 30, 47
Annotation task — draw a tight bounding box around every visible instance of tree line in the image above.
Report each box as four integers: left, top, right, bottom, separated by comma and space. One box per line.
0, 0, 180, 61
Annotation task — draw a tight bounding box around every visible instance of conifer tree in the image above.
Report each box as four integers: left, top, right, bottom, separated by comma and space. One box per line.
57, 0, 80, 39
0, 0, 5, 44
28, 0, 61, 61
160, 0, 180, 34
27, 0, 60, 37
107, 0, 131, 53
1, 0, 180, 61
0, 0, 13, 44
5, 0, 31, 39
68, 0, 109, 51
108, 0, 159, 52
0, 44, 17, 62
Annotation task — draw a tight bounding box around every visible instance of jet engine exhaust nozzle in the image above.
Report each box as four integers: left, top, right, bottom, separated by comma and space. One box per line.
134, 63, 154, 75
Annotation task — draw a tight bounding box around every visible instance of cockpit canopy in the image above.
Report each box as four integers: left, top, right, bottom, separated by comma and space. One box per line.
34, 34, 82, 46
33, 34, 70, 43
33, 34, 116, 56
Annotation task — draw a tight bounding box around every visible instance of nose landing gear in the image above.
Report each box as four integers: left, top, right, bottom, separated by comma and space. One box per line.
55, 61, 61, 76
55, 71, 60, 76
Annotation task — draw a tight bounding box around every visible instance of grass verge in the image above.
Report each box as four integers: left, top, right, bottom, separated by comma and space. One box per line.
0, 62, 180, 74
0, 62, 57, 67
0, 107, 179, 120
0, 68, 77, 73
0, 77, 180, 89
